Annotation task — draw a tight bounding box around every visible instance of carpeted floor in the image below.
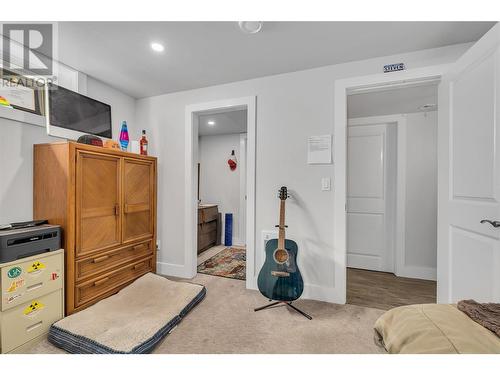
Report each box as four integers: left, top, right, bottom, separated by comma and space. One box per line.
24, 273, 385, 354
197, 247, 246, 280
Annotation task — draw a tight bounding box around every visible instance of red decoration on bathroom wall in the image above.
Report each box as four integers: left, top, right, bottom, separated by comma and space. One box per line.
228, 150, 237, 171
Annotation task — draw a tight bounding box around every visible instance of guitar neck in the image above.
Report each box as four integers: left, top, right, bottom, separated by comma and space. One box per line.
278, 199, 286, 249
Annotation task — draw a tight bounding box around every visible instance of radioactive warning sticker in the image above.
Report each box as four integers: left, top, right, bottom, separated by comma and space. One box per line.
27, 261, 46, 275
23, 300, 45, 316
6, 279, 25, 293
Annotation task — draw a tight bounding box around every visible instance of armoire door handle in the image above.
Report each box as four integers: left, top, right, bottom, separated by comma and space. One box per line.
480, 219, 500, 228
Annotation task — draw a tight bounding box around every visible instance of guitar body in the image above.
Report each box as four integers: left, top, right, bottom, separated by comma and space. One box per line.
257, 238, 304, 301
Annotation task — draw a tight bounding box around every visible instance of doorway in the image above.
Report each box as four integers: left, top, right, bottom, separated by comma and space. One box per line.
185, 97, 256, 290
345, 82, 439, 310
196, 109, 248, 280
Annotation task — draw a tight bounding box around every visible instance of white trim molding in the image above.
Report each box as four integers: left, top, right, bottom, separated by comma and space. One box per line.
156, 261, 192, 279
334, 64, 450, 301
185, 96, 257, 290
238, 133, 248, 247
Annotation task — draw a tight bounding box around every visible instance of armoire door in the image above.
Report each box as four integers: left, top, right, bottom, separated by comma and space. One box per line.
76, 151, 121, 257
122, 158, 155, 243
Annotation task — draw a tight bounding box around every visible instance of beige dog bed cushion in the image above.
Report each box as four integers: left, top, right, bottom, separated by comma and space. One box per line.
374, 304, 500, 354
48, 273, 206, 354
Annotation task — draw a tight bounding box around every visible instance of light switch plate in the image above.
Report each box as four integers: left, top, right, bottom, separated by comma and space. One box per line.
321, 177, 331, 191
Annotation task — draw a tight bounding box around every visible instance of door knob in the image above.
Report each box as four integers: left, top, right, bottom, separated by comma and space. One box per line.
480, 219, 500, 228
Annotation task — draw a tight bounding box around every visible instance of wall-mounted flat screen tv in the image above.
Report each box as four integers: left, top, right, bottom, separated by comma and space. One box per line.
46, 83, 112, 139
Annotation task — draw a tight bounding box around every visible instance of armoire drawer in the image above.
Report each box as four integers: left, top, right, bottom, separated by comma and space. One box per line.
75, 257, 153, 308
75, 240, 153, 282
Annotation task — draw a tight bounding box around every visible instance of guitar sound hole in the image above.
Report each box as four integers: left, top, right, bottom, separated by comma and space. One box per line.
273, 249, 289, 264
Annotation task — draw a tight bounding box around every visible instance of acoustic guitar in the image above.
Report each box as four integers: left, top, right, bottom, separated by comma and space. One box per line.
257, 186, 304, 302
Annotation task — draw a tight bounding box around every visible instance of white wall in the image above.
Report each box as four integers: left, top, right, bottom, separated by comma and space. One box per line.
199, 133, 244, 245
136, 43, 470, 301
0, 74, 136, 225
86, 76, 138, 141
404, 111, 438, 276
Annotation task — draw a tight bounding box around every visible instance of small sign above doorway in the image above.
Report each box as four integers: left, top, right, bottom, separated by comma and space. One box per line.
383, 63, 406, 73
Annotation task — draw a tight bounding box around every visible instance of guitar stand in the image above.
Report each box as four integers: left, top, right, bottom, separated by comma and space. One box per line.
254, 300, 313, 320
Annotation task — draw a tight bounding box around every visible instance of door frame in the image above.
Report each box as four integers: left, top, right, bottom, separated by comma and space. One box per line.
238, 133, 248, 246
185, 96, 256, 289
334, 64, 449, 303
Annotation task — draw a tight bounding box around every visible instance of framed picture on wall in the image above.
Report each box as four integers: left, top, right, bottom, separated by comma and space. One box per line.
0, 69, 44, 115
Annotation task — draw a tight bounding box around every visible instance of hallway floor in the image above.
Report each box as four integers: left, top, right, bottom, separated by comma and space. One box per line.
347, 268, 436, 310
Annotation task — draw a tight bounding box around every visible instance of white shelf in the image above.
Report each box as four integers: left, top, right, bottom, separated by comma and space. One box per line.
0, 105, 45, 127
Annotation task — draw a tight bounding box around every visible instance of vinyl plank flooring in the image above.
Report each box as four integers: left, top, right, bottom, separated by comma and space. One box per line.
347, 268, 436, 311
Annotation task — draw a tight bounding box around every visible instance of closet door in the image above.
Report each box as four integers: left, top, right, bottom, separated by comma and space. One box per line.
346, 123, 396, 273
122, 158, 155, 243
76, 151, 121, 257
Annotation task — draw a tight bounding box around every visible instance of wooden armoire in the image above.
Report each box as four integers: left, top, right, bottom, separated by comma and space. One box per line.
33, 142, 157, 315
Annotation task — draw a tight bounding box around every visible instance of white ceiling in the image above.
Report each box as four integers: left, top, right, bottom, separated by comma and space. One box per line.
56, 22, 495, 98
348, 84, 438, 118
198, 109, 247, 136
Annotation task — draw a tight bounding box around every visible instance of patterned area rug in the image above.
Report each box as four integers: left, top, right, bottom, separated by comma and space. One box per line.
198, 247, 246, 280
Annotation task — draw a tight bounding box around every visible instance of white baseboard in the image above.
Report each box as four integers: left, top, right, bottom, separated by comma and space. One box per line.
157, 262, 345, 304
347, 253, 381, 271
156, 261, 194, 279
302, 283, 344, 304
246, 277, 258, 291
248, 278, 342, 304
231, 238, 245, 247
396, 265, 437, 281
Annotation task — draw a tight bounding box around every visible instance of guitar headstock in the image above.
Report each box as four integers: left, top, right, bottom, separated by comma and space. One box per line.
278, 186, 289, 201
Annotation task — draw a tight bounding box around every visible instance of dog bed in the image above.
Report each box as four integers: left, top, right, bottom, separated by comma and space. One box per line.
374, 304, 500, 354
48, 273, 206, 354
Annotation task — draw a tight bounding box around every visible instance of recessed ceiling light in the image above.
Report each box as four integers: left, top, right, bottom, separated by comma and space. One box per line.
151, 42, 165, 52
238, 21, 263, 34
207, 120, 215, 126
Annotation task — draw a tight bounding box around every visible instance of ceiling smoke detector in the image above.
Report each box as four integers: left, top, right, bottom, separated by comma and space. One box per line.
238, 21, 263, 34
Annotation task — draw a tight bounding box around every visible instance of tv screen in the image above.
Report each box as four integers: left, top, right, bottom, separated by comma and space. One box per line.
48, 83, 112, 138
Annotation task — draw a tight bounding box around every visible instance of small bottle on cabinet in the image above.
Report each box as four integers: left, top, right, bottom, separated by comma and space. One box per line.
140, 129, 148, 156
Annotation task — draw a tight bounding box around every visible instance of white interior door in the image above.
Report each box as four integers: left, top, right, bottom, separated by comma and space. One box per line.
347, 123, 396, 272
438, 23, 500, 303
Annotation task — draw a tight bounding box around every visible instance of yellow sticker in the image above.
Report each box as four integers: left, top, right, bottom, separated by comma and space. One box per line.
27, 261, 46, 274
7, 279, 25, 293
23, 300, 45, 316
